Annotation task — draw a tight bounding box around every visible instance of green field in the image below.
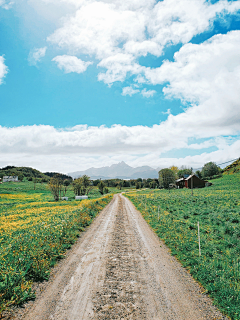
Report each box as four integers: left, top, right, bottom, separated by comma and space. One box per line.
126, 173, 240, 320
0, 181, 113, 314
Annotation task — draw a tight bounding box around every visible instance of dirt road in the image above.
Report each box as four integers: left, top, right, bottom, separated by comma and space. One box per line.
23, 194, 226, 320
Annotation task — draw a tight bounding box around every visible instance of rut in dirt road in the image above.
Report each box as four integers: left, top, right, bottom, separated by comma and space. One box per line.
23, 194, 227, 320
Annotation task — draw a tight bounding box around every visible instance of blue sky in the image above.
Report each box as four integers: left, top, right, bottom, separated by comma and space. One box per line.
0, 0, 240, 173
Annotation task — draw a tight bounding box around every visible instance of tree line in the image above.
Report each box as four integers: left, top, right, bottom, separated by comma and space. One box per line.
159, 161, 222, 189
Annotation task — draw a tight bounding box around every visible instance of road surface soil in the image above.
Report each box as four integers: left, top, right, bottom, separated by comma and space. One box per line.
18, 194, 227, 319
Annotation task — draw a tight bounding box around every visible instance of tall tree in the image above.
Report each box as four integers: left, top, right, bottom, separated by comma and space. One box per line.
73, 175, 93, 196
202, 162, 221, 178
159, 168, 176, 189
98, 181, 105, 194
178, 168, 192, 178
49, 176, 63, 201
169, 166, 179, 176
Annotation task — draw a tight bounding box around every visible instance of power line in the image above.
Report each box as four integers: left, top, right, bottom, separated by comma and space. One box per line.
192, 157, 239, 171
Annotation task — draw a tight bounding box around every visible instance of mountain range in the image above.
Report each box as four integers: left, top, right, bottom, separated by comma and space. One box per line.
68, 161, 159, 179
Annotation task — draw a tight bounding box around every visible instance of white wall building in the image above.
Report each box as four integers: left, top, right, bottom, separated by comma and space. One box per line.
3, 176, 18, 182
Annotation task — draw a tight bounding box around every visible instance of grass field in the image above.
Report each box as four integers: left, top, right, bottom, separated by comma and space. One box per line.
126, 173, 240, 320
0, 181, 113, 314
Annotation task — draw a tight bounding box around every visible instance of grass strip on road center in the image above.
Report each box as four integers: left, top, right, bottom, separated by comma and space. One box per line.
126, 173, 240, 320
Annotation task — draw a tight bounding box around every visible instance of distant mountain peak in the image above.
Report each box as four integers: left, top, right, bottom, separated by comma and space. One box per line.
68, 161, 158, 179
111, 161, 131, 168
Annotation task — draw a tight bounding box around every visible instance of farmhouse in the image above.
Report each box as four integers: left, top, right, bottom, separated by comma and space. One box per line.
175, 178, 185, 188
3, 176, 18, 182
176, 174, 206, 189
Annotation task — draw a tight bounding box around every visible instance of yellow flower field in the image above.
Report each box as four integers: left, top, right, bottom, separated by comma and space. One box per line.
0, 183, 112, 314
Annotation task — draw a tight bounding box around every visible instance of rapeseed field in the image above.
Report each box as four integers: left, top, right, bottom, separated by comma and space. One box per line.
126, 173, 240, 320
0, 182, 112, 314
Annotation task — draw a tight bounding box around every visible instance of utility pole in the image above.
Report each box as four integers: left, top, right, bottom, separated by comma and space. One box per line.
191, 174, 193, 196
198, 221, 201, 257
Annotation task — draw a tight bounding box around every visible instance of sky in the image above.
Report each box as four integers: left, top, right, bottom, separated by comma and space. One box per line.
0, 0, 240, 173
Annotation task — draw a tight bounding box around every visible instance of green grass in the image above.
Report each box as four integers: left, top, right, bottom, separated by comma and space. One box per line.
0, 181, 113, 314
126, 173, 240, 320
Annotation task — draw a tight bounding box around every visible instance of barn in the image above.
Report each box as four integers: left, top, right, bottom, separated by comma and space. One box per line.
184, 174, 206, 188
176, 174, 206, 189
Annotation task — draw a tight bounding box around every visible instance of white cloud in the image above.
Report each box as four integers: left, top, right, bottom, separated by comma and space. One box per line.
0, 122, 239, 157
98, 53, 145, 85
0, 124, 239, 173
144, 31, 240, 134
0, 56, 8, 84
52, 55, 92, 73
28, 47, 47, 66
141, 88, 156, 98
122, 86, 139, 96
0, 0, 13, 9
46, 0, 240, 85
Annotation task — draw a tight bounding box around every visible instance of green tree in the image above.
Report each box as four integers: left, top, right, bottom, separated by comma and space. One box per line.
93, 179, 100, 186
169, 166, 179, 176
202, 162, 221, 178
63, 179, 71, 196
123, 180, 130, 187
135, 182, 140, 189
73, 175, 93, 196
103, 187, 109, 194
48, 177, 63, 201
117, 181, 123, 190
195, 170, 202, 179
178, 168, 192, 178
159, 168, 176, 189
150, 180, 157, 189
98, 181, 105, 195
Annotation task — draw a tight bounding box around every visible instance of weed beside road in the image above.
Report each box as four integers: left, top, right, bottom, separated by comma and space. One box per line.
0, 182, 113, 314
126, 173, 240, 320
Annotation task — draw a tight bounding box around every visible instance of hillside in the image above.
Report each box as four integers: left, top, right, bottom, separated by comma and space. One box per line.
223, 157, 240, 174
44, 172, 73, 181
0, 166, 49, 181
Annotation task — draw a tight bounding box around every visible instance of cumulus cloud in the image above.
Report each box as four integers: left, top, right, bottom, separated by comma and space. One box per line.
0, 56, 8, 84
46, 0, 240, 85
0, 124, 239, 172
28, 47, 47, 66
122, 86, 139, 96
0, 120, 239, 157
144, 31, 240, 134
52, 55, 92, 73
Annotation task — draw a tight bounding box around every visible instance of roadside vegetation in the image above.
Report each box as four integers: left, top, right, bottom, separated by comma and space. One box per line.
0, 181, 113, 315
126, 172, 240, 320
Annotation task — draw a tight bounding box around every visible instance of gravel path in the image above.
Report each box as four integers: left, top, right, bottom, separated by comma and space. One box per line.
22, 194, 227, 320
